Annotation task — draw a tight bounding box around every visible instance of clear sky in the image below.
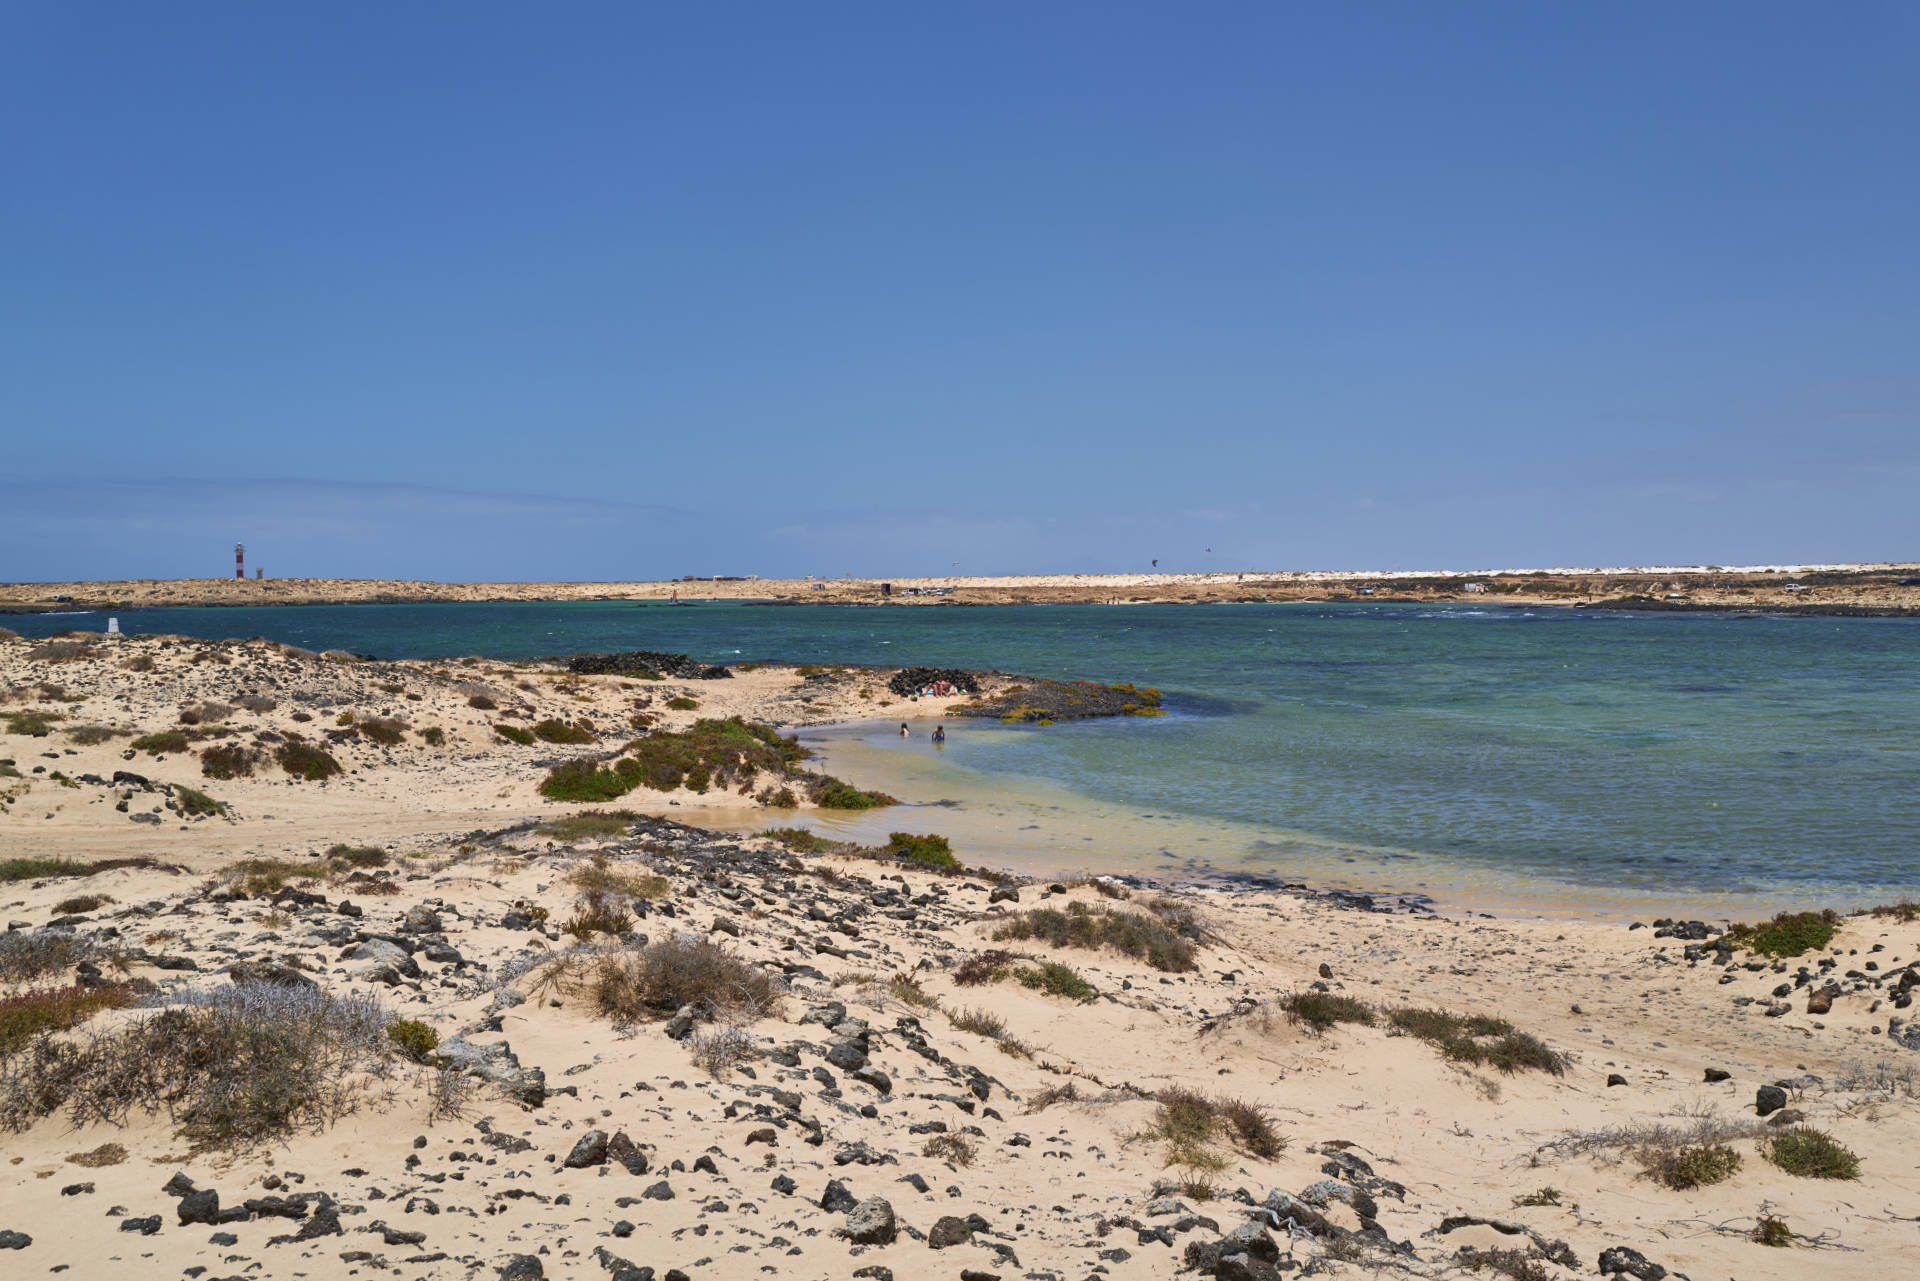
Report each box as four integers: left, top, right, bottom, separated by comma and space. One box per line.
4, 3, 1915, 581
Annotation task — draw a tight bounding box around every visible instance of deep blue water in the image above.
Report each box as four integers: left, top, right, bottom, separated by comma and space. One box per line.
11, 600, 1918, 895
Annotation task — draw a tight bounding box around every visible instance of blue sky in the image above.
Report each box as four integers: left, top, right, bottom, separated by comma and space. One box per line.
4, 3, 1915, 581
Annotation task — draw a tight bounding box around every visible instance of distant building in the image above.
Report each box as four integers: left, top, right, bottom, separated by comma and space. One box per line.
1462, 582, 1488, 594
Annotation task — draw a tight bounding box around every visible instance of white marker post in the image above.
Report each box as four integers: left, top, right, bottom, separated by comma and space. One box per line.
106, 617, 121, 636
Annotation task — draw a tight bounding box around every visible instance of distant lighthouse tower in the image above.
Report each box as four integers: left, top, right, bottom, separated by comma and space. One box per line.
235, 542, 245, 580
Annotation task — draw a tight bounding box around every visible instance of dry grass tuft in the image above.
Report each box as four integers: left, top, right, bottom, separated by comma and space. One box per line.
588, 938, 781, 1025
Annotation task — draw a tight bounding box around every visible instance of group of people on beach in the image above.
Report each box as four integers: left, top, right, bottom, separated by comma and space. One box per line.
917, 678, 958, 696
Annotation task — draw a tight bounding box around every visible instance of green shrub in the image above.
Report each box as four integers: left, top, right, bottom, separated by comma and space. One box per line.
1764, 1127, 1861, 1179
172, 784, 224, 817
1386, 1007, 1566, 1075
3, 713, 45, 738
200, 742, 263, 779
1647, 1142, 1743, 1189
1751, 1216, 1793, 1246
53, 893, 112, 915
532, 719, 594, 744
494, 723, 536, 746
761, 827, 838, 853
131, 731, 191, 755
886, 832, 957, 868
385, 1019, 442, 1064
1281, 991, 1376, 1033
1725, 911, 1838, 958
360, 716, 408, 746
992, 903, 1198, 972
954, 949, 1016, 985
325, 845, 388, 868
665, 696, 699, 711
538, 759, 636, 803
64, 725, 122, 746
1016, 961, 1095, 1000
468, 694, 498, 710
417, 726, 445, 746
812, 776, 895, 810
275, 741, 342, 781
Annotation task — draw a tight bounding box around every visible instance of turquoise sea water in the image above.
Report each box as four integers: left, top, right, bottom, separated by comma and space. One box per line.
11, 601, 1918, 898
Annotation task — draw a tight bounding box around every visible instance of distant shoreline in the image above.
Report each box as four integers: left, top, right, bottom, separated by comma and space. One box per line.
4, 561, 1918, 618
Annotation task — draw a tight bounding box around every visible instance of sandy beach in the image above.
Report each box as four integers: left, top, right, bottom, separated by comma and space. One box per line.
2, 632, 1917, 1279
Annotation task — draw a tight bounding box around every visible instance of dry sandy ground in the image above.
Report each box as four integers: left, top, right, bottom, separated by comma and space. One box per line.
2, 636, 1919, 1281
5, 562, 1919, 613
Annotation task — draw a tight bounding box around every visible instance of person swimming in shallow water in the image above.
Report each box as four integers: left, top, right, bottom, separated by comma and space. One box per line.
899, 722, 910, 737
931, 725, 946, 745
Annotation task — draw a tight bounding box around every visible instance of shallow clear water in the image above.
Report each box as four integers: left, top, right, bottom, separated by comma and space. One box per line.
13, 600, 1918, 898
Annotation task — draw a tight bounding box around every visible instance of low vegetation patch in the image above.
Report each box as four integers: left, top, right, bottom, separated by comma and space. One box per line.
1725, 910, 1839, 958
811, 776, 896, 809
561, 889, 635, 939
52, 893, 112, 915
0, 983, 398, 1146
1281, 990, 1376, 1033
954, 949, 1017, 986
324, 844, 388, 868
275, 741, 342, 781
1143, 1088, 1285, 1170
538, 718, 813, 803
417, 726, 445, 746
172, 784, 224, 817
7, 710, 61, 741
0, 930, 97, 982
1764, 1126, 1861, 1179
1015, 960, 1096, 999
360, 716, 408, 746
540, 811, 634, 842
1644, 1142, 1743, 1190
1387, 1007, 1566, 1074
992, 902, 1198, 972
0, 983, 144, 1055
888, 973, 938, 1007
64, 725, 123, 746
946, 1006, 1031, 1057
385, 1018, 442, 1064
494, 723, 536, 745
131, 730, 192, 755
665, 696, 699, 711
922, 1132, 976, 1166
0, 855, 161, 886
200, 742, 264, 779
761, 827, 839, 854
532, 718, 594, 744
588, 938, 780, 1025
885, 832, 957, 868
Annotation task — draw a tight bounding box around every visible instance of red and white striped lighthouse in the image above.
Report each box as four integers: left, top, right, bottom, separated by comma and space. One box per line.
235, 542, 245, 580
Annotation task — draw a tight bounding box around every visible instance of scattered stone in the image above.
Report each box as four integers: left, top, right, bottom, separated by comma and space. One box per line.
564, 1130, 609, 1169
1755, 1085, 1788, 1116
845, 1196, 897, 1245
1598, 1245, 1668, 1280
177, 1189, 221, 1225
